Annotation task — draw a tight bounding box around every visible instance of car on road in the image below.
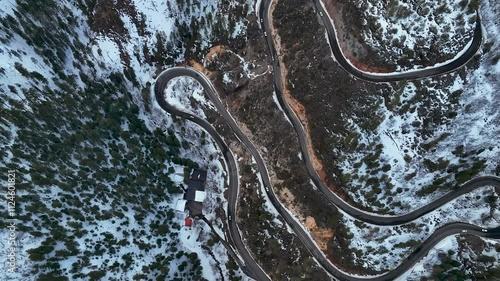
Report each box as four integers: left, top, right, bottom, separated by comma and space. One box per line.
462, 230, 467, 233
482, 229, 488, 232
264, 31, 267, 37
319, 11, 323, 17
241, 267, 252, 278
228, 215, 232, 221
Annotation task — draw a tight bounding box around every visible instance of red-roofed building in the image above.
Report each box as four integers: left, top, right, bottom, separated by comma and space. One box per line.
185, 217, 193, 227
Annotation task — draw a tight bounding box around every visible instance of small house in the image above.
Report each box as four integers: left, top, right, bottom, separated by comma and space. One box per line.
176, 168, 208, 218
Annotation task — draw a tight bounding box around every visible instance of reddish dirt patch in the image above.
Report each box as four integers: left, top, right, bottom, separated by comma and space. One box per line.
205, 45, 227, 62
343, 52, 392, 73
188, 60, 213, 77
305, 216, 335, 251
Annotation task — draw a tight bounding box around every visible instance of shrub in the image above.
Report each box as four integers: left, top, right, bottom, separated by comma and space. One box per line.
87, 270, 106, 280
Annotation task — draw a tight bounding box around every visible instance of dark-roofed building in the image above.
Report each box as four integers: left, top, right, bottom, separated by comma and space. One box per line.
179, 169, 208, 218
186, 180, 204, 193
190, 169, 207, 182
183, 187, 206, 202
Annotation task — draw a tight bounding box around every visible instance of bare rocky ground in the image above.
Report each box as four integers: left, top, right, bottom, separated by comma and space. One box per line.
269, 0, 392, 272
192, 19, 331, 279
198, 1, 380, 275
271, 0, 384, 208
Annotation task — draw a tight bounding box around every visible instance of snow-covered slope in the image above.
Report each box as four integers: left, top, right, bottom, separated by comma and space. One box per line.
0, 0, 250, 279
335, 1, 499, 215
349, 0, 477, 70
341, 185, 498, 272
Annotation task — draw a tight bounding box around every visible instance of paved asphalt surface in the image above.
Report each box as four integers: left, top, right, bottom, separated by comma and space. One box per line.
153, 2, 499, 280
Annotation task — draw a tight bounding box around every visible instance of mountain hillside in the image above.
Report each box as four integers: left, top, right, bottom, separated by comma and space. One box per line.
0, 0, 250, 280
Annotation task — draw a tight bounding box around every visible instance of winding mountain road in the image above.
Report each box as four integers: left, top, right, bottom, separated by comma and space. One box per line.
260, 0, 496, 226
153, 1, 499, 280
154, 67, 500, 281
311, 0, 483, 82
154, 69, 270, 281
